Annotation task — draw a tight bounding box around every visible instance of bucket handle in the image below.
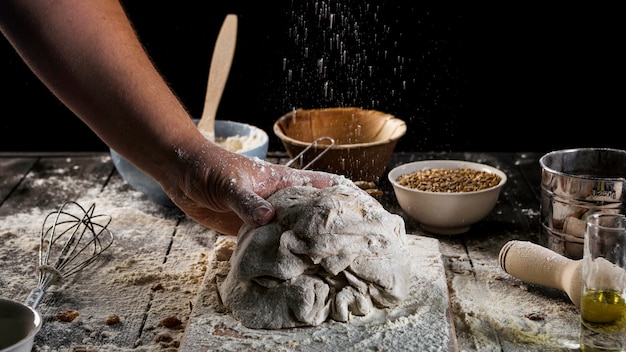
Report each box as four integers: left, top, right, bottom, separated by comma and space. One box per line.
285, 136, 335, 170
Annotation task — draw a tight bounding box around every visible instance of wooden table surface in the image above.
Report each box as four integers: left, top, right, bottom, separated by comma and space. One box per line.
0, 151, 581, 352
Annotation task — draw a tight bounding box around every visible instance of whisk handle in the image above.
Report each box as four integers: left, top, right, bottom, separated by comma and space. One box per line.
25, 287, 45, 309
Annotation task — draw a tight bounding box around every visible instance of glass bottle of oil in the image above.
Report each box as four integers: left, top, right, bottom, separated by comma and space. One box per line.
580, 289, 626, 351
581, 289, 626, 330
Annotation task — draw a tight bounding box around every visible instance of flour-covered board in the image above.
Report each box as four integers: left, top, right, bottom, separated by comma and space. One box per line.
180, 234, 456, 351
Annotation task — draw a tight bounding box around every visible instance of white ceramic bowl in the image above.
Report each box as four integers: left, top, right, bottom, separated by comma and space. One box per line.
110, 120, 269, 206
388, 160, 507, 235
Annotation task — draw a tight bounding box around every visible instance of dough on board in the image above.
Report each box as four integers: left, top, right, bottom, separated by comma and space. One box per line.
217, 184, 411, 329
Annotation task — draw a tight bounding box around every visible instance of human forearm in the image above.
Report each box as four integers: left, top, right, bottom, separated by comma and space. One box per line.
0, 0, 202, 179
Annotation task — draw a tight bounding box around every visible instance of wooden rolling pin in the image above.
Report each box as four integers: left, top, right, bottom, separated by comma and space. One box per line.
499, 240, 626, 309
499, 240, 583, 308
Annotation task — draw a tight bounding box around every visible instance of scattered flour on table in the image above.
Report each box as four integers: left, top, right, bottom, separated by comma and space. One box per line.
0, 176, 216, 351
0, 210, 47, 300
445, 252, 581, 351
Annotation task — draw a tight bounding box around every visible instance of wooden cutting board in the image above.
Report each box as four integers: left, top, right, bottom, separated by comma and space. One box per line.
180, 234, 457, 351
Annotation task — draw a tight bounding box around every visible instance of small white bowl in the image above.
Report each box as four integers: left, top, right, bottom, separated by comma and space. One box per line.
388, 160, 507, 235
110, 120, 269, 206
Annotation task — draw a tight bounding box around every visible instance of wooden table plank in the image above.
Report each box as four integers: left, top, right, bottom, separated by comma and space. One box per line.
0, 157, 37, 203
136, 216, 218, 349
0, 154, 115, 215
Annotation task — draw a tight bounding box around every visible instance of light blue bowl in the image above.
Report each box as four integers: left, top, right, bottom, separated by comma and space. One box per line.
111, 120, 269, 206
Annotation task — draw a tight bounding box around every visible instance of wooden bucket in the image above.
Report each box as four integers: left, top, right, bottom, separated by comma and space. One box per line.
273, 107, 407, 182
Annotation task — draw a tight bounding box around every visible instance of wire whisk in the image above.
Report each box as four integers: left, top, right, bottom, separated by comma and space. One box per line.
25, 201, 114, 308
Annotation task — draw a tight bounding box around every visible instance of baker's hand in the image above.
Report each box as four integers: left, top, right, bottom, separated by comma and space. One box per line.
161, 145, 349, 236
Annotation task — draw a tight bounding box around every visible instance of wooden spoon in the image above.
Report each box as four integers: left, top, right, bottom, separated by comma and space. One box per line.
197, 14, 238, 141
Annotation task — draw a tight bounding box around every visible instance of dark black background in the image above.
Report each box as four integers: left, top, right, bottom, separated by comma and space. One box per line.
1, 2, 622, 153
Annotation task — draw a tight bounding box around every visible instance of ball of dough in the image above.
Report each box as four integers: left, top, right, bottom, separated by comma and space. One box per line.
218, 184, 411, 329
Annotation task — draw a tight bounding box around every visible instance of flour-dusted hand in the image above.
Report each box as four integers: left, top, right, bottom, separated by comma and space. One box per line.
159, 138, 352, 235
